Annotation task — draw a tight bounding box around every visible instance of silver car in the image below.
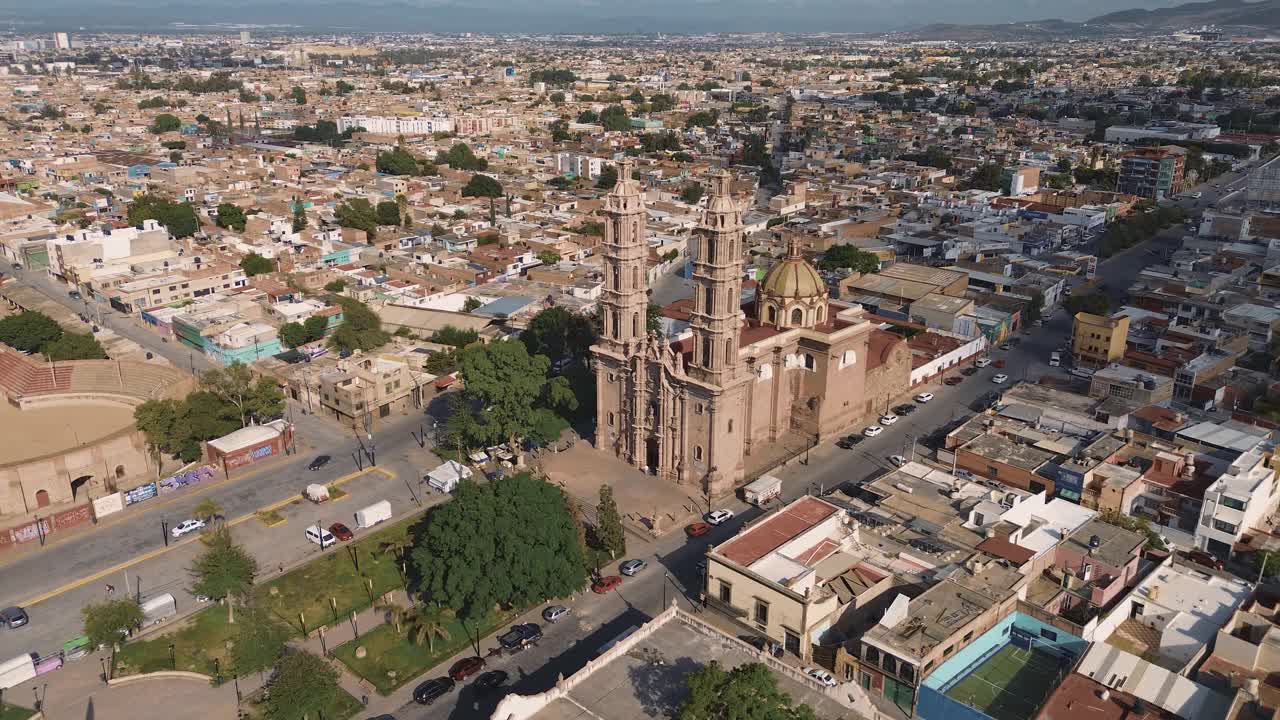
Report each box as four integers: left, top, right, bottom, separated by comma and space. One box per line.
542, 605, 570, 623
620, 559, 647, 576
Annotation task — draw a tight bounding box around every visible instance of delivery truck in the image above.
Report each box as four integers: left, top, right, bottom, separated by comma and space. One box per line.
354, 500, 392, 529
742, 475, 783, 507
141, 593, 177, 626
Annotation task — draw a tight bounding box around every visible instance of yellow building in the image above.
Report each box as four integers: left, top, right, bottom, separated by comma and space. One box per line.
1072, 312, 1130, 368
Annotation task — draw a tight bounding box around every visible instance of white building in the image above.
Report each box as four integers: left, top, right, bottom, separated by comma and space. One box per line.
1196, 450, 1279, 560
337, 115, 454, 136
53, 32, 70, 50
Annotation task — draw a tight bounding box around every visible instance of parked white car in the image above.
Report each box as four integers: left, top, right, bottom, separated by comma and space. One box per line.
805, 667, 838, 687
879, 414, 898, 426
914, 393, 934, 403
889, 455, 907, 467
992, 374, 1009, 384
863, 425, 883, 437
705, 509, 734, 525
975, 358, 991, 368
170, 519, 205, 538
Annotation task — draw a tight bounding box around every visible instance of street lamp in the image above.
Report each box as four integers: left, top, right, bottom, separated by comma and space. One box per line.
99, 656, 108, 684
161, 519, 169, 547
168, 643, 175, 670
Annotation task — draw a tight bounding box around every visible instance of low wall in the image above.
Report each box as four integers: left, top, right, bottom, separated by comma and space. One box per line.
107, 670, 213, 687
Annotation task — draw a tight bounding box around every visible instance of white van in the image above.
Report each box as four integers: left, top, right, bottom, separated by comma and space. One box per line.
305, 524, 336, 549
141, 593, 177, 626
1049, 352, 1061, 367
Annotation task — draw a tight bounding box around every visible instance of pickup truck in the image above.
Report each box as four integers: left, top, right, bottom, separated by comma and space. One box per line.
498, 623, 542, 654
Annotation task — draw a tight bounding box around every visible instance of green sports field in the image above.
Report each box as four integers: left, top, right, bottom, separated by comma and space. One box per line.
944, 644, 1063, 720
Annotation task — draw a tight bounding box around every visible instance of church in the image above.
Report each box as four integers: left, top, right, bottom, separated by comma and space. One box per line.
591, 160, 911, 498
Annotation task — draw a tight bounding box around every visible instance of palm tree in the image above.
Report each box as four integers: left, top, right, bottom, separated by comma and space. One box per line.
407, 604, 453, 653
378, 600, 410, 635
192, 497, 224, 526
379, 536, 414, 583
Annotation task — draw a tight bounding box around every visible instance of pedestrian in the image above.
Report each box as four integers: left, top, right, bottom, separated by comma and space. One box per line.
105, 584, 114, 595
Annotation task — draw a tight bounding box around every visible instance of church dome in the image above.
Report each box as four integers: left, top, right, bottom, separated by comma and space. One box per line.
761, 254, 825, 300
756, 238, 829, 330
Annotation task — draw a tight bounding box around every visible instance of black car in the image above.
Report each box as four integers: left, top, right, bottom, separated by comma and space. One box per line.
474, 670, 510, 692
498, 622, 542, 653
0, 606, 28, 629
961, 367, 978, 376
413, 677, 455, 705
898, 404, 917, 415
836, 435, 862, 449
306, 455, 331, 471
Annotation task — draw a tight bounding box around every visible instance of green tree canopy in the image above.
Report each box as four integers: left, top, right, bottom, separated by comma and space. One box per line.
462, 296, 484, 313
323, 279, 347, 293
231, 601, 289, 676
462, 173, 504, 199
82, 598, 144, 649
595, 164, 618, 189
278, 322, 309, 349
190, 527, 258, 622
685, 110, 719, 128
1064, 293, 1112, 316
239, 253, 273, 276
128, 193, 200, 238
263, 650, 342, 720
150, 113, 181, 133
44, 332, 107, 360
536, 249, 562, 265
680, 183, 704, 205
966, 163, 1005, 192
411, 473, 587, 622
432, 325, 480, 347
290, 86, 307, 105
817, 245, 880, 273
678, 662, 817, 720
215, 202, 247, 232
375, 200, 402, 226
0, 310, 63, 353
519, 306, 598, 370
302, 314, 330, 343
200, 364, 286, 427
437, 143, 487, 171
596, 484, 625, 560
375, 146, 421, 176
600, 105, 631, 132
457, 340, 552, 450
291, 204, 308, 233
328, 296, 390, 354
334, 198, 379, 239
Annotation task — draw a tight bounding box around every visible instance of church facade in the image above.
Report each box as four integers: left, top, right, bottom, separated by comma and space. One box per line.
592, 160, 909, 497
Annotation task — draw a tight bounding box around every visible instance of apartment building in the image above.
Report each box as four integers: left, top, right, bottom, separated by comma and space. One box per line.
337, 115, 454, 136
1197, 450, 1279, 561
107, 262, 248, 313
1116, 147, 1186, 201
47, 220, 172, 281
1072, 312, 1131, 368
318, 356, 423, 429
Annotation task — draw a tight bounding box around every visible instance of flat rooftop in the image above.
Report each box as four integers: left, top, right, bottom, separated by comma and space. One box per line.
715, 495, 840, 568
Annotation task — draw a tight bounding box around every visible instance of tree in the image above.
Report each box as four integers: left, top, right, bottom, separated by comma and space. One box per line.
536, 250, 562, 265
685, 110, 719, 129
127, 193, 199, 238
328, 296, 390, 354
262, 650, 342, 720
44, 332, 107, 360
519, 306, 598, 370
375, 200, 401, 226
200, 364, 285, 428
231, 601, 288, 676
324, 279, 347, 293
411, 473, 587, 622
192, 497, 224, 525
290, 86, 306, 105
462, 173, 504, 199
1064, 293, 1112, 317
215, 203, 247, 232
190, 527, 257, 622
966, 163, 1005, 192
595, 484, 625, 560
462, 296, 484, 313
150, 113, 181, 134
1024, 290, 1045, 324
239, 253, 273, 277
334, 198, 379, 239
376, 146, 421, 176
596, 164, 618, 189
335, 80, 355, 95
600, 104, 631, 132
279, 322, 308, 349
0, 310, 63, 353
680, 183, 704, 205
406, 604, 453, 652
291, 204, 307, 233
432, 325, 480, 347
678, 662, 817, 720
817, 245, 880, 273
457, 340, 552, 452
303, 315, 329, 343
82, 598, 144, 649
438, 143, 487, 171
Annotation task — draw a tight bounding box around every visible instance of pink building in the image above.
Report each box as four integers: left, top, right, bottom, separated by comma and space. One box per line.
1053, 518, 1145, 610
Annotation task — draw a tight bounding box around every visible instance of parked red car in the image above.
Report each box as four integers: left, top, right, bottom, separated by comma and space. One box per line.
448, 656, 485, 681
329, 523, 354, 541
592, 575, 622, 594
685, 522, 712, 538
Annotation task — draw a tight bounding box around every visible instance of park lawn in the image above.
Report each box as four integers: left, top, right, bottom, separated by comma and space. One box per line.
237, 686, 363, 720
113, 604, 236, 678
0, 704, 35, 720
255, 519, 411, 634
333, 607, 515, 695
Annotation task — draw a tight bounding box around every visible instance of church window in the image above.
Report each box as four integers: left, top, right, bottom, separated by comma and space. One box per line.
707, 235, 717, 261
728, 419, 734, 434
608, 373, 616, 383
818, 306, 826, 323
804, 353, 816, 371
632, 312, 640, 337
702, 337, 712, 367
725, 340, 733, 364
611, 310, 619, 339
632, 265, 639, 289
767, 305, 777, 324
612, 264, 620, 292
791, 308, 803, 326
840, 350, 857, 369
704, 286, 714, 314
694, 445, 704, 461
695, 403, 705, 415
608, 412, 615, 427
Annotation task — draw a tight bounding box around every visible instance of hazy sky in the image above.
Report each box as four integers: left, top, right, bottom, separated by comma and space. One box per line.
0, 0, 1189, 32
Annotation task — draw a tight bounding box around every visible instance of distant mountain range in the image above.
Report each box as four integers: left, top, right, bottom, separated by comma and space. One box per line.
910, 0, 1280, 40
